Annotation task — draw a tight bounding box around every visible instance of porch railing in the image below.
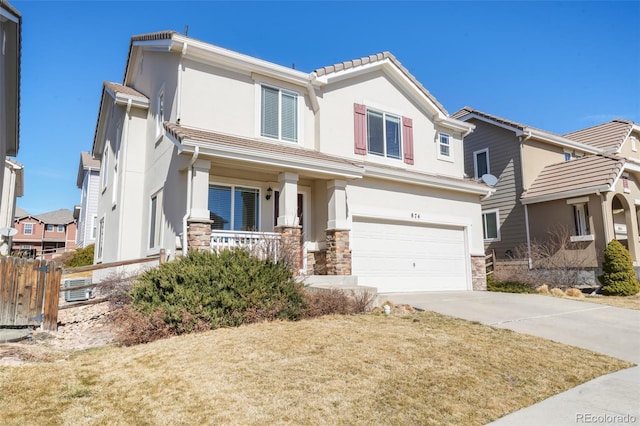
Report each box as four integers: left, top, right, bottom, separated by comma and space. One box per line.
210, 230, 281, 262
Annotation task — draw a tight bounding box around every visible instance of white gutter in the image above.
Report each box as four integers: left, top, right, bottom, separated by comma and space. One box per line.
524, 204, 532, 269
182, 146, 200, 256
518, 128, 601, 154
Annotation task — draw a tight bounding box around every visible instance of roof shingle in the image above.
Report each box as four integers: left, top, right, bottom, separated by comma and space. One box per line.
564, 120, 635, 151
521, 155, 624, 202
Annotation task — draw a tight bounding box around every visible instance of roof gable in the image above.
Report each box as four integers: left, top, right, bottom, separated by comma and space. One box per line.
35, 209, 75, 225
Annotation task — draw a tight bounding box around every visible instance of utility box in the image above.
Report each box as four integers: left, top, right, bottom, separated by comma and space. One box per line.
64, 278, 92, 302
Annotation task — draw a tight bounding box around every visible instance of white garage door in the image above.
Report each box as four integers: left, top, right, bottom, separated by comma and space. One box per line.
351, 219, 469, 293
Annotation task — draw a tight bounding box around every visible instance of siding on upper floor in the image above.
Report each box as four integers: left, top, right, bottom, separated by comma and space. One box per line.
463, 119, 527, 258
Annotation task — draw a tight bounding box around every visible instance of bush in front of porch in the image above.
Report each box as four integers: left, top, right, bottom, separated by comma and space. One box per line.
123, 249, 305, 338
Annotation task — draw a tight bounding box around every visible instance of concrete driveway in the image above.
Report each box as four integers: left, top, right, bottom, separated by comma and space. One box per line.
383, 291, 640, 425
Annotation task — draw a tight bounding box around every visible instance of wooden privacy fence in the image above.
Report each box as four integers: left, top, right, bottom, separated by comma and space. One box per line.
0, 256, 61, 331
485, 250, 496, 275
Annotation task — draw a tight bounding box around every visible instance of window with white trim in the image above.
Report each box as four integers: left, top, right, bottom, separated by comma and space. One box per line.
155, 86, 164, 140
261, 85, 298, 143
367, 109, 402, 159
46, 224, 54, 232
23, 223, 33, 235
438, 133, 451, 159
149, 190, 163, 250
57, 225, 64, 232
97, 217, 105, 260
622, 173, 630, 193
573, 203, 590, 236
91, 215, 97, 239
482, 209, 500, 241
101, 144, 109, 191
564, 152, 572, 162
208, 184, 260, 231
474, 148, 490, 179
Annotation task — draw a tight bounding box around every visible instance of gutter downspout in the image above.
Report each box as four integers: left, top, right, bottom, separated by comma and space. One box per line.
177, 42, 187, 123
182, 146, 199, 256
524, 203, 533, 269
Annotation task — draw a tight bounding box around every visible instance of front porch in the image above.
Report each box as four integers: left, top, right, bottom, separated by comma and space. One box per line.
183, 157, 356, 277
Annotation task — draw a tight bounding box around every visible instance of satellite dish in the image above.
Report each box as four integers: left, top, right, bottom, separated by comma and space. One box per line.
481, 174, 498, 187
0, 227, 18, 237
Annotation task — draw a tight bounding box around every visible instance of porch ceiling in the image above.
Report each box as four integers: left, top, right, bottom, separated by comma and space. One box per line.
521, 154, 625, 204
164, 122, 364, 179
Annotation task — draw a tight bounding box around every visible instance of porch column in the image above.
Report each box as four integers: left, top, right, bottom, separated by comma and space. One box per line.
625, 195, 640, 265
187, 159, 212, 252
276, 172, 302, 273
326, 179, 351, 275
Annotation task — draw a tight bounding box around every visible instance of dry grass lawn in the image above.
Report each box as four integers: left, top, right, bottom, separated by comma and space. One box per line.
0, 312, 632, 426
581, 294, 640, 310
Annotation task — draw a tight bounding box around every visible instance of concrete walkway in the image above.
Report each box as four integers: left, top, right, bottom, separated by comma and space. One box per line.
383, 291, 640, 426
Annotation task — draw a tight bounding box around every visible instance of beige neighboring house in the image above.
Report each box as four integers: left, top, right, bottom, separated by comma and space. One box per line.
454, 107, 640, 271
74, 152, 101, 248
89, 31, 493, 293
0, 0, 21, 250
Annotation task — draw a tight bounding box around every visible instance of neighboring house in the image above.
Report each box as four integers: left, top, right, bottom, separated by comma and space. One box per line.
0, 1, 21, 244
13, 208, 77, 259
454, 107, 640, 269
0, 158, 23, 254
89, 31, 493, 292
74, 152, 100, 248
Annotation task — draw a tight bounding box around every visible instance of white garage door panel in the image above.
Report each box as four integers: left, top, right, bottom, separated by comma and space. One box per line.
351, 220, 469, 292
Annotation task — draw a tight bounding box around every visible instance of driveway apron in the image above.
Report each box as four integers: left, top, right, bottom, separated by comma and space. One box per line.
382, 291, 640, 425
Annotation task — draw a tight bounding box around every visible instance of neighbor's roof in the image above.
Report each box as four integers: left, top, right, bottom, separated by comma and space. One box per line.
521, 155, 625, 204
14, 206, 28, 218
314, 52, 448, 115
452, 107, 552, 134
36, 209, 75, 225
564, 119, 636, 151
164, 122, 363, 176
77, 152, 100, 188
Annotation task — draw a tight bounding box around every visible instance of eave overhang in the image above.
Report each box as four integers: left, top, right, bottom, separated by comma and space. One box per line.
517, 128, 602, 155
521, 186, 612, 205
364, 164, 494, 197
1, 3, 21, 156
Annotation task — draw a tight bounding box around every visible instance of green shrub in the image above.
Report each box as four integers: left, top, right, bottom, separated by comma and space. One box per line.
598, 240, 640, 296
64, 244, 95, 267
128, 249, 305, 335
487, 276, 534, 294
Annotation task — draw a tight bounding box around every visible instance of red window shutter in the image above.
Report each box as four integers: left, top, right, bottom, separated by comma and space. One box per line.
354, 103, 367, 155
402, 117, 414, 165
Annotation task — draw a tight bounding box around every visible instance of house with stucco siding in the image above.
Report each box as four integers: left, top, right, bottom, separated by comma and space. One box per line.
89, 31, 493, 293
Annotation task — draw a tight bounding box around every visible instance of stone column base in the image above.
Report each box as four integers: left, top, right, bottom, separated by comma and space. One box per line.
471, 255, 487, 291
276, 226, 302, 274
187, 219, 212, 252
326, 229, 351, 275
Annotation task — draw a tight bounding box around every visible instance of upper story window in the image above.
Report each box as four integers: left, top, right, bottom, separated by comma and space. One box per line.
353, 104, 414, 164
474, 148, 490, 179
438, 133, 452, 160
631, 137, 637, 152
155, 86, 165, 140
46, 224, 54, 232
23, 223, 33, 235
57, 225, 64, 232
564, 152, 572, 162
261, 85, 298, 143
101, 144, 109, 191
367, 109, 401, 159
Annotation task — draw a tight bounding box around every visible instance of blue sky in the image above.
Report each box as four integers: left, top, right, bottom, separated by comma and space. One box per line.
12, 0, 640, 215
